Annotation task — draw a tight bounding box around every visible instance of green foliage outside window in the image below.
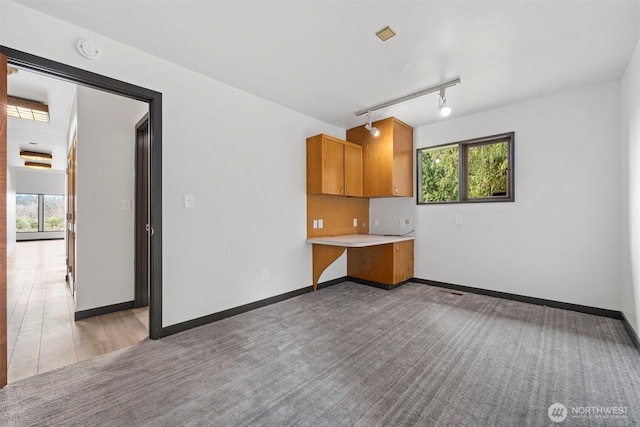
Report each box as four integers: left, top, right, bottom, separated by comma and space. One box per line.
418, 133, 514, 204
420, 145, 459, 202
16, 193, 65, 232
467, 142, 508, 198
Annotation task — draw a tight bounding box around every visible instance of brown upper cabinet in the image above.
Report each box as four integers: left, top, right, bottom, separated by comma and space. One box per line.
307, 134, 363, 197
347, 117, 413, 197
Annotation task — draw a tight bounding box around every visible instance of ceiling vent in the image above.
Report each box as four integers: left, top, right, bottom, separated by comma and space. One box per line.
375, 26, 396, 42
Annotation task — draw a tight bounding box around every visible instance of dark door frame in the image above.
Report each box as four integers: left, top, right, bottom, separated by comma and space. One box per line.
0, 45, 164, 340
134, 114, 150, 308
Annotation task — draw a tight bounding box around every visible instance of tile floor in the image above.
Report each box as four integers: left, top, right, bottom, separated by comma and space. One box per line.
7, 240, 148, 383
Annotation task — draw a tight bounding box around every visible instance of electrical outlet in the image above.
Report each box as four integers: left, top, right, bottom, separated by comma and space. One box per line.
262, 269, 269, 281
313, 219, 318, 229
455, 215, 463, 225
353, 218, 357, 227
318, 219, 323, 229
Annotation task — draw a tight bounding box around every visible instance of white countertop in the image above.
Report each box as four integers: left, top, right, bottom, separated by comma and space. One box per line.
306, 233, 415, 248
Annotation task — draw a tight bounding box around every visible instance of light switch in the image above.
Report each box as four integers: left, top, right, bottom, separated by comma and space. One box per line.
184, 194, 195, 208
353, 218, 358, 227
121, 199, 131, 211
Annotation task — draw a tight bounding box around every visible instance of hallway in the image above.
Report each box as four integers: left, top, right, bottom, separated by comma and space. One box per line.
6, 240, 148, 383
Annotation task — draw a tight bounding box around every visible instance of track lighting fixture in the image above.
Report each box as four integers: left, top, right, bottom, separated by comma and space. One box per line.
354, 78, 460, 119
439, 88, 452, 117
364, 111, 380, 137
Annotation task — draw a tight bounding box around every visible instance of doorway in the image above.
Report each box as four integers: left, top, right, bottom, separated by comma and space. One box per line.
135, 115, 149, 308
0, 46, 164, 388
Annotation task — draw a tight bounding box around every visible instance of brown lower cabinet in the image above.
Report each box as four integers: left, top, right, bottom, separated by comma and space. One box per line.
347, 240, 414, 286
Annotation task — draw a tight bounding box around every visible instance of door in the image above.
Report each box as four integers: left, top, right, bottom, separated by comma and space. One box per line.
66, 137, 76, 294
134, 115, 149, 308
1, 52, 8, 388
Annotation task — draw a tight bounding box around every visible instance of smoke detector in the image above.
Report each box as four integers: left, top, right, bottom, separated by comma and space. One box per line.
77, 40, 101, 60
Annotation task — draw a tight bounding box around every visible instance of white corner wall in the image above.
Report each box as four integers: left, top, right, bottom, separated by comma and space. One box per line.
0, 2, 344, 326
379, 82, 621, 311
75, 86, 145, 312
621, 38, 640, 335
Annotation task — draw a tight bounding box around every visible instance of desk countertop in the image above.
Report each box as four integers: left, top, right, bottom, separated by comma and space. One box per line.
305, 233, 415, 248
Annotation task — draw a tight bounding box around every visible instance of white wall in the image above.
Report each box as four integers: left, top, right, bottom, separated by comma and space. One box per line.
6, 167, 16, 256
75, 86, 144, 312
621, 39, 640, 334
15, 168, 65, 194
0, 2, 344, 326
372, 82, 622, 311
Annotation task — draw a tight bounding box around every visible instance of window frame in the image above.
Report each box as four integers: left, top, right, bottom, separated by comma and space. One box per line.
417, 132, 515, 205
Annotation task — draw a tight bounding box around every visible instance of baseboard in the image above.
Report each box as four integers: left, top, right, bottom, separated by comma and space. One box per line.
621, 312, 640, 353
347, 276, 411, 291
413, 278, 622, 319
316, 276, 347, 290
75, 300, 135, 321
160, 276, 347, 337
16, 237, 65, 242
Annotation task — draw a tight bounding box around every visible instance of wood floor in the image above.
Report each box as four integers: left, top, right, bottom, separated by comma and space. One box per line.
6, 240, 148, 383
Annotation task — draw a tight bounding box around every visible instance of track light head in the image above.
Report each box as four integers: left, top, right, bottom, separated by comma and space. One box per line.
365, 111, 380, 137
439, 88, 452, 117
365, 122, 380, 137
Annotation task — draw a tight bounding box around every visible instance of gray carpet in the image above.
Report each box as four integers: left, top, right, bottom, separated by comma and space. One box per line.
1, 282, 639, 426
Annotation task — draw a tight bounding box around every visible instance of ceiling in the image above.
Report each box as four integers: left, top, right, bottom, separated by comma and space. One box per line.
7, 67, 76, 171
11, 1, 640, 130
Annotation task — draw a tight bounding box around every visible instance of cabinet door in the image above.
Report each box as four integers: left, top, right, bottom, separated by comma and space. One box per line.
392, 241, 415, 283
393, 242, 406, 284
346, 117, 413, 197
344, 144, 363, 197
404, 240, 414, 280
392, 120, 414, 197
321, 138, 345, 195
347, 244, 394, 284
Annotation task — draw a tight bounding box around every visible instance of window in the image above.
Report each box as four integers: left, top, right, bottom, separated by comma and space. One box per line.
44, 195, 65, 231
417, 132, 514, 204
16, 194, 65, 233
16, 194, 39, 232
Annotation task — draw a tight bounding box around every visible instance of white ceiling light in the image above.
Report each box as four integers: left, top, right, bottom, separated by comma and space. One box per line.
439, 88, 452, 117
7, 96, 50, 122
364, 111, 380, 137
